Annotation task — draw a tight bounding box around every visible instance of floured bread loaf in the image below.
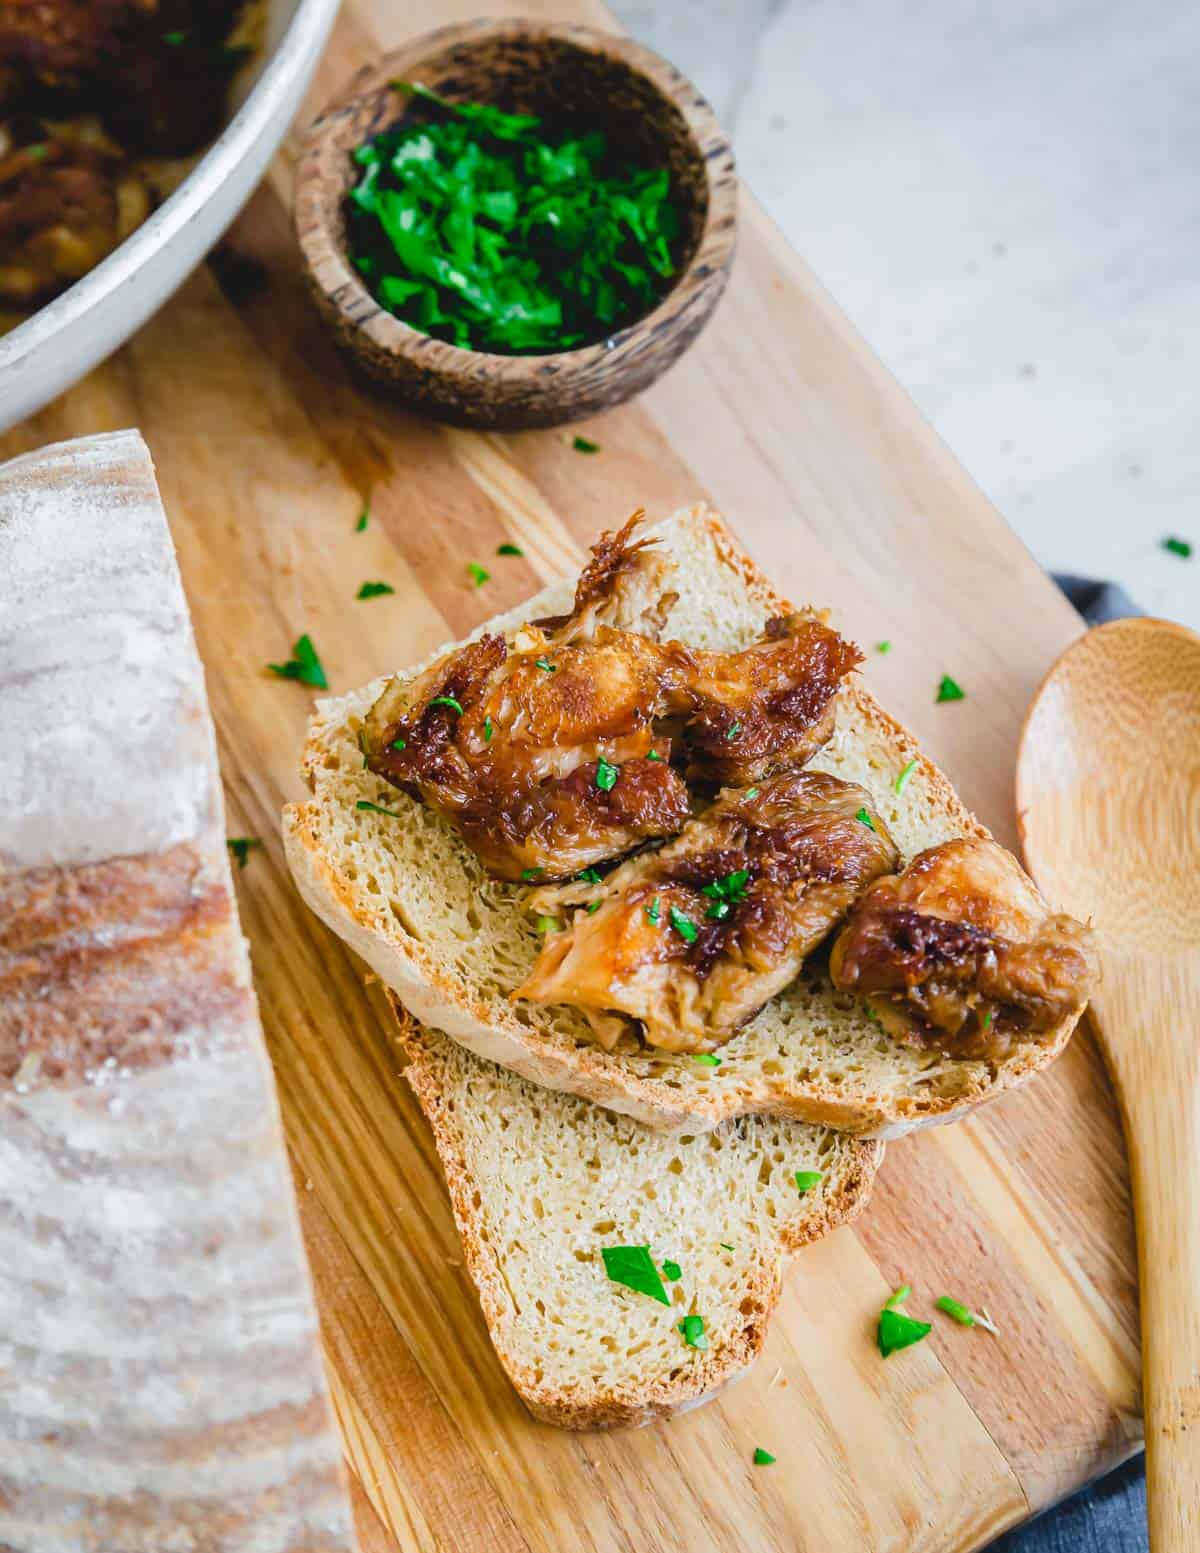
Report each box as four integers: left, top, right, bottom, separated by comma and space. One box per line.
0, 432, 356, 1553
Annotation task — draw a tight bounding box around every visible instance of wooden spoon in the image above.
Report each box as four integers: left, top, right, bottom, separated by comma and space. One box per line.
1017, 616, 1200, 1551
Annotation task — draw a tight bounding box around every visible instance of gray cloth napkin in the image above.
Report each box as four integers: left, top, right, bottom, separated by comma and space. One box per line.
991, 573, 1145, 1553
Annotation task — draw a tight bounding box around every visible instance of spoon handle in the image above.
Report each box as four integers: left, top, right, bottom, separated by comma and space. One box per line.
1104, 963, 1200, 1552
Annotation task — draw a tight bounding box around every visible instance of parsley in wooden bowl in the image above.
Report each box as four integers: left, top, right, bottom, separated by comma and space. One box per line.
294, 19, 737, 429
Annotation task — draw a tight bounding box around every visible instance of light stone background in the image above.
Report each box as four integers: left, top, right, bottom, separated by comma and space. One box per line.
612, 0, 1198, 630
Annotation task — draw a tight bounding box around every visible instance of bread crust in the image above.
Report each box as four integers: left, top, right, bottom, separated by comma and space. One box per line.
284, 503, 1085, 1137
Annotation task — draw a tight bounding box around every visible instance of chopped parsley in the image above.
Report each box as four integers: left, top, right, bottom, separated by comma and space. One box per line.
1163, 536, 1192, 558
226, 837, 260, 869
753, 1447, 776, 1466
645, 897, 661, 925
702, 868, 749, 920
647, 748, 664, 761
586, 900, 602, 914
855, 807, 876, 830
679, 1314, 708, 1350
428, 695, 464, 713
577, 867, 603, 883
669, 906, 699, 943
356, 799, 399, 816
745, 786, 760, 799
483, 715, 494, 742
876, 640, 892, 654
357, 580, 395, 599
720, 1242, 734, 1251
693, 1053, 722, 1066
936, 674, 965, 704
267, 633, 327, 689
794, 1170, 823, 1193
595, 756, 619, 792
348, 84, 678, 355
573, 436, 601, 454
163, 29, 186, 45
726, 720, 741, 740
520, 867, 543, 880
390, 737, 407, 751
467, 562, 490, 588
355, 505, 369, 532
601, 1245, 670, 1305
936, 1295, 999, 1334
535, 657, 557, 673
497, 542, 524, 556
26, 143, 48, 161
877, 1284, 931, 1357
895, 757, 917, 795
662, 1259, 682, 1282
981, 1008, 993, 1030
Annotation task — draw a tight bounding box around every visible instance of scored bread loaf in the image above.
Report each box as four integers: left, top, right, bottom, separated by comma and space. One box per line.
285, 503, 1083, 1137
394, 1000, 882, 1428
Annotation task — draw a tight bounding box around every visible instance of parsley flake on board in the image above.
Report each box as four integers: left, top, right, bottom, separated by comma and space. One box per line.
467, 562, 491, 588
573, 436, 600, 454
357, 580, 395, 599
428, 695, 464, 714
347, 84, 679, 355
595, 756, 619, 792
876, 640, 891, 654
936, 674, 965, 704
936, 1295, 1000, 1334
601, 1245, 670, 1305
669, 906, 699, 943
877, 1283, 931, 1358
267, 634, 327, 689
753, 1447, 776, 1466
895, 757, 917, 795
679, 1314, 708, 1350
662, 1259, 682, 1282
497, 541, 524, 556
1163, 536, 1192, 558
794, 1170, 823, 1193
226, 837, 261, 869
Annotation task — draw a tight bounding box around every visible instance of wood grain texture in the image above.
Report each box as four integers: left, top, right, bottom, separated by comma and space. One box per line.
294, 19, 736, 427
0, 0, 1141, 1546
0, 433, 356, 1553
1018, 618, 1200, 1551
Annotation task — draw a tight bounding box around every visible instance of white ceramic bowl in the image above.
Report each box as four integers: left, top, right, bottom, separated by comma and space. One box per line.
0, 0, 341, 432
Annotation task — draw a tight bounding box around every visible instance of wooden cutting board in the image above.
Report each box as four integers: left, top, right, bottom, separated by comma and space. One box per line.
1, 1, 1142, 1547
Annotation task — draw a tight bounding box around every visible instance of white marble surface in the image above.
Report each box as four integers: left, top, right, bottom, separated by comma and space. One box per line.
615, 0, 1198, 629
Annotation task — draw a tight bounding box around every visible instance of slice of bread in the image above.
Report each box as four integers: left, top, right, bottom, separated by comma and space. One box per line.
394, 1000, 883, 1428
285, 504, 1083, 1137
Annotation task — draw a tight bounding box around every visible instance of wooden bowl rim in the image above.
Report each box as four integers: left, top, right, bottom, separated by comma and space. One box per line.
294, 17, 738, 381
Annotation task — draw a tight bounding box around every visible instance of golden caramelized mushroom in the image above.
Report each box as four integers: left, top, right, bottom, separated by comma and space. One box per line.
513, 771, 899, 1053
828, 837, 1098, 1060
362, 517, 862, 881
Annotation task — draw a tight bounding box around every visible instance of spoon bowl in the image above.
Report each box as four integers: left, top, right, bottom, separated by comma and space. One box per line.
1017, 615, 1200, 1552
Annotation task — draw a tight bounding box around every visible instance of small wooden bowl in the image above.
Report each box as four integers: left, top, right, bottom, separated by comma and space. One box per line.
293, 19, 737, 429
